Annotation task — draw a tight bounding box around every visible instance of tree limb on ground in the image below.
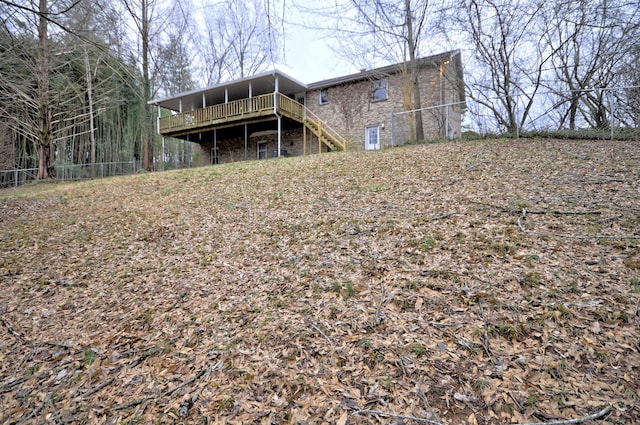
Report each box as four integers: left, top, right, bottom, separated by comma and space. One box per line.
517, 404, 611, 425
469, 200, 602, 215
164, 367, 209, 396
0, 316, 27, 344
347, 408, 442, 424
306, 319, 336, 352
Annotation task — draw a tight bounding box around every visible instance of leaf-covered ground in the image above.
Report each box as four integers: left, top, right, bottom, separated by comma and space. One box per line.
1, 139, 639, 424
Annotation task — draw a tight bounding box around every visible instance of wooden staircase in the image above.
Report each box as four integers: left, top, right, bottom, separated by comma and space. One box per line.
302, 112, 347, 152
276, 94, 347, 152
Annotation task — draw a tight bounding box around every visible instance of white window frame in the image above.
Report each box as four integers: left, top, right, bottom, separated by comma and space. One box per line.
372, 78, 388, 101
319, 88, 329, 105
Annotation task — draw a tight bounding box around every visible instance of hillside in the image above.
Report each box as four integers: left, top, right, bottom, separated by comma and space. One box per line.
1, 139, 639, 424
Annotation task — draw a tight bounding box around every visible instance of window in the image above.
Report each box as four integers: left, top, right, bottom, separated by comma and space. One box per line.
257, 141, 268, 160
319, 88, 329, 105
372, 78, 388, 101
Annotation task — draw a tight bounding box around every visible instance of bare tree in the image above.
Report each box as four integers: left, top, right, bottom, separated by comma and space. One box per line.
0, 0, 122, 177
121, 0, 199, 170
195, 0, 280, 84
616, 47, 640, 128
454, 0, 558, 134
35, 0, 55, 178
306, 0, 448, 141
0, 0, 58, 178
121, 0, 151, 170
540, 0, 640, 130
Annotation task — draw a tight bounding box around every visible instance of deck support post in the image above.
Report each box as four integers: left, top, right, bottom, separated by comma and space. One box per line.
156, 106, 164, 170
244, 124, 248, 160
277, 116, 282, 158
214, 129, 217, 164
161, 136, 165, 171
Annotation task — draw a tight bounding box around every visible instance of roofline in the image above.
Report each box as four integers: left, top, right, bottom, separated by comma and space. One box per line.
148, 69, 309, 105
148, 50, 464, 105
307, 50, 462, 90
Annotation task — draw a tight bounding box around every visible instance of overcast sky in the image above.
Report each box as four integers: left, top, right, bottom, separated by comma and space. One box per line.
280, 26, 353, 83
275, 1, 358, 83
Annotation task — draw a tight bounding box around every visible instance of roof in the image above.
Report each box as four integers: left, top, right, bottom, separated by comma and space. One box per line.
307, 50, 462, 90
149, 70, 308, 112
149, 50, 464, 112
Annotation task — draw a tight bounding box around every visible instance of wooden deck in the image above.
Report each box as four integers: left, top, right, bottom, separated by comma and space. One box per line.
159, 93, 277, 135
158, 92, 346, 151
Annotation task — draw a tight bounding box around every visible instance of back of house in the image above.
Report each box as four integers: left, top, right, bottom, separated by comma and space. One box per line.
149, 50, 465, 165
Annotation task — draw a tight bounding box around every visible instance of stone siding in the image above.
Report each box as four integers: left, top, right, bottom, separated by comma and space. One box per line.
193, 127, 326, 166
307, 63, 463, 150
188, 58, 464, 164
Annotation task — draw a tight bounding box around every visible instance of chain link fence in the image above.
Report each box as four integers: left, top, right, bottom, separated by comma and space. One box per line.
391, 86, 640, 146
391, 102, 466, 147
0, 161, 141, 189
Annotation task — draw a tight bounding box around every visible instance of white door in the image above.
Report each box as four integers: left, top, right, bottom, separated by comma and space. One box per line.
365, 125, 380, 150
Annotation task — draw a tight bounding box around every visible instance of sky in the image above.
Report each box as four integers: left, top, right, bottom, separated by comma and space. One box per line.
279, 24, 355, 83
280, 26, 353, 84
270, 1, 359, 84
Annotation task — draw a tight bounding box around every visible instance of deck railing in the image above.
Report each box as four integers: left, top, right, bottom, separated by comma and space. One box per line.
159, 93, 276, 133
157, 92, 347, 151
276, 94, 304, 121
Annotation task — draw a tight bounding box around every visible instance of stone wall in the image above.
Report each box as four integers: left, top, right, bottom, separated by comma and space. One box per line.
189, 59, 464, 165
306, 62, 463, 150
192, 127, 327, 166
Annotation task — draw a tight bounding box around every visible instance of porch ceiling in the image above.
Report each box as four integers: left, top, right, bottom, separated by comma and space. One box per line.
149, 70, 308, 112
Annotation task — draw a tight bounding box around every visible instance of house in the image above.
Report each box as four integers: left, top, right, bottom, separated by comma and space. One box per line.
149, 50, 465, 165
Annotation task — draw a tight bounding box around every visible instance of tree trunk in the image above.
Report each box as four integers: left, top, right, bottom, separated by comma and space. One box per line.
84, 48, 97, 178
142, 0, 153, 171
37, 0, 55, 180
405, 0, 424, 141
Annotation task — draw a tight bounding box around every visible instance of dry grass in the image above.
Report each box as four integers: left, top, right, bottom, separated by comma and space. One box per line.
1, 139, 639, 424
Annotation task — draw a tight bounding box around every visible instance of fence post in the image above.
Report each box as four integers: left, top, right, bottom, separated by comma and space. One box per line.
608, 89, 615, 140
391, 113, 395, 147
14, 169, 18, 188
446, 105, 450, 138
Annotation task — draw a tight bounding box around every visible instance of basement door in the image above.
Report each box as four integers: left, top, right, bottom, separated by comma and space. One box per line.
365, 125, 380, 150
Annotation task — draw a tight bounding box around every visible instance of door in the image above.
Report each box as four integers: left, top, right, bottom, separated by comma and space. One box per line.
365, 125, 380, 150
257, 141, 268, 160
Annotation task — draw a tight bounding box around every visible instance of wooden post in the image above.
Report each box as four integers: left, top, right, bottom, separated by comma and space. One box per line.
214, 129, 217, 164
303, 124, 306, 156
318, 120, 322, 153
